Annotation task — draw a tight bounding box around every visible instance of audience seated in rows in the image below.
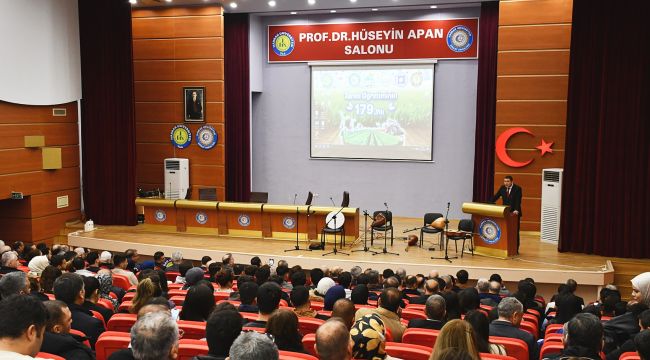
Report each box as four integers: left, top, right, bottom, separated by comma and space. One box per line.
355, 287, 406, 341
41, 300, 94, 360
408, 294, 446, 330
489, 297, 537, 360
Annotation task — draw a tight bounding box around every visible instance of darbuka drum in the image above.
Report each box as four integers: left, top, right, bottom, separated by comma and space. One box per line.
371, 212, 387, 227
325, 211, 345, 229
430, 217, 446, 230
407, 234, 419, 246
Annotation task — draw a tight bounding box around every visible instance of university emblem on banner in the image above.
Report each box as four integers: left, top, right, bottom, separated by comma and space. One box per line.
196, 125, 218, 150
446, 25, 473, 53
282, 216, 296, 230
479, 219, 501, 244
170, 125, 191, 149
271, 31, 295, 56
238, 214, 251, 227
195, 212, 208, 225
154, 209, 167, 222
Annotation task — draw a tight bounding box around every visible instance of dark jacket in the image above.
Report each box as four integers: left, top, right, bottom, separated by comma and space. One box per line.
491, 184, 523, 214
69, 302, 105, 348
407, 319, 445, 330
0, 266, 22, 274
489, 320, 537, 360
192, 355, 226, 360
83, 300, 114, 322
543, 346, 601, 360
40, 331, 95, 360
108, 348, 135, 360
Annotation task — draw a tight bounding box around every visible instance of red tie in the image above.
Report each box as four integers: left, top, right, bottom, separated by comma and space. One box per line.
507, 187, 510, 198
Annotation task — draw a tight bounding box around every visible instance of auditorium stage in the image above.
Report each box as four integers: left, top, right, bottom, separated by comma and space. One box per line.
67, 217, 615, 300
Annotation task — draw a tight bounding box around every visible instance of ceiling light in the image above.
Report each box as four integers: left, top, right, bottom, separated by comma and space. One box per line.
350, 0, 357, 2
229, 2, 237, 8
129, 0, 136, 4
268, 0, 276, 6
330, 9, 336, 13
291, 11, 297, 14
430, 5, 438, 8
165, 0, 172, 2
371, 8, 378, 11
308, 0, 316, 5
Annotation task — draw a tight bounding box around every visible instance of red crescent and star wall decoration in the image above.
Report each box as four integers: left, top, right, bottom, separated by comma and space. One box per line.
495, 127, 554, 168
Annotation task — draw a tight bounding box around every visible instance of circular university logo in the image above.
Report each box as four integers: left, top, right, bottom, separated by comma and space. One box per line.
282, 216, 296, 230
272, 32, 295, 57
446, 25, 473, 53
170, 125, 191, 149
238, 214, 251, 227
196, 125, 218, 150
154, 209, 167, 222
479, 219, 501, 244
195, 211, 208, 225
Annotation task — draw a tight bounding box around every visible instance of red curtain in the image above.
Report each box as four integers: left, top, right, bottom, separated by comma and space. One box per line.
559, 0, 650, 257
472, 1, 499, 202
78, 0, 136, 225
224, 13, 251, 202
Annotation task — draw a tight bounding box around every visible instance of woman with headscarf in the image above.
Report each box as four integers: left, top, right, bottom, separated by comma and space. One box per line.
28, 255, 50, 278
97, 271, 119, 311
310, 277, 335, 303
351, 313, 402, 360
631, 272, 650, 307
324, 285, 346, 311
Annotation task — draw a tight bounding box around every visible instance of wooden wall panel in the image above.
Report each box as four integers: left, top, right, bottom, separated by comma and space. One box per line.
498, 25, 572, 51
497, 50, 570, 75
497, 76, 568, 100
0, 146, 78, 175
133, 5, 225, 199
135, 102, 224, 123
0, 190, 81, 219
0, 102, 78, 123
0, 123, 79, 149
496, 101, 567, 125
499, 0, 573, 26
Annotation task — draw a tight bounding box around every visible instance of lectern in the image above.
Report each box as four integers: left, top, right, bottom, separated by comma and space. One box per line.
461, 202, 518, 259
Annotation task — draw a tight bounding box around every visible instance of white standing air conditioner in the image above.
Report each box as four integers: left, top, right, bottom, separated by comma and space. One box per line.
164, 158, 189, 200
540, 168, 563, 243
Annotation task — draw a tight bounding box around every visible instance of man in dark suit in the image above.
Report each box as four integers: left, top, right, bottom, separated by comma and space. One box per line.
53, 273, 105, 348
489, 297, 537, 360
410, 279, 440, 305
491, 175, 523, 254
408, 294, 446, 330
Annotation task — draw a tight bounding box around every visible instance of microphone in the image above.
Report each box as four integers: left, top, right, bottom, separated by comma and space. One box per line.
447, 202, 450, 208
329, 196, 335, 206
293, 193, 298, 205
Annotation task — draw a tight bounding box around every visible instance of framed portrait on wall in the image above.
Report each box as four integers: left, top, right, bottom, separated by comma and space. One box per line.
183, 87, 205, 122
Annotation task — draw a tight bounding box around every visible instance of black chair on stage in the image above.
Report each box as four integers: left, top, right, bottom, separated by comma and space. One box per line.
320, 215, 345, 250
305, 191, 314, 205
370, 211, 394, 246
420, 212, 444, 249
341, 191, 350, 207
446, 219, 475, 257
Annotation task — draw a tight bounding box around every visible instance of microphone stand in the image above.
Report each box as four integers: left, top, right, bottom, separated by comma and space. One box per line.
352, 210, 379, 254
431, 202, 457, 263
284, 206, 312, 253
322, 206, 349, 256
372, 203, 399, 256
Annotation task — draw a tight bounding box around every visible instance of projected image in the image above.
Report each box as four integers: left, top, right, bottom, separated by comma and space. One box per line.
311, 65, 434, 161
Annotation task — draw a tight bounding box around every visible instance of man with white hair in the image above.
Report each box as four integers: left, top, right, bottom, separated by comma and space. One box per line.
74, 247, 86, 259
108, 311, 179, 360
229, 331, 279, 360
99, 251, 113, 269
429, 269, 439, 279
0, 271, 30, 299
222, 253, 235, 269
164, 251, 183, 273
0, 251, 21, 274
489, 297, 536, 360
477, 278, 500, 307
0, 245, 11, 255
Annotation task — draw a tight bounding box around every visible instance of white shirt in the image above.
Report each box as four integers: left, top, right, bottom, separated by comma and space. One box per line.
112, 268, 138, 286
0, 350, 40, 359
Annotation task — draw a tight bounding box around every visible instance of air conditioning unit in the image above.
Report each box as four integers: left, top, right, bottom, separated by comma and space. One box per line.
164, 158, 189, 200
540, 168, 563, 243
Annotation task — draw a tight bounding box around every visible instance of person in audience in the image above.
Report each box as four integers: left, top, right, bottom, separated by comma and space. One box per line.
550, 292, 583, 325
351, 284, 369, 305
153, 251, 171, 271
125, 249, 139, 272
97, 270, 119, 310
489, 297, 536, 360
0, 295, 48, 359
199, 256, 212, 271
351, 313, 400, 360
99, 251, 113, 269
27, 255, 50, 278
514, 280, 544, 318
309, 268, 324, 290
332, 298, 356, 330
179, 284, 215, 322
631, 272, 650, 306
229, 331, 279, 360
86, 252, 101, 273
604, 309, 650, 360
163, 251, 183, 273
635, 330, 650, 360
408, 294, 447, 330
53, 273, 105, 348
410, 279, 440, 305
338, 271, 353, 299
402, 275, 420, 299
182, 267, 206, 290
175, 261, 193, 284
431, 319, 480, 360
456, 270, 470, 290
72, 257, 96, 277
312, 277, 335, 302
244, 282, 282, 328
193, 309, 242, 360
324, 285, 346, 311
39, 265, 62, 295
458, 288, 480, 315
315, 318, 353, 360
0, 271, 30, 299
489, 274, 510, 296
431, 348, 475, 360
221, 253, 234, 269
63, 251, 78, 271
441, 289, 461, 320
566, 279, 585, 307
0, 246, 11, 256
238, 281, 259, 313
266, 309, 305, 353
585, 287, 623, 318
112, 253, 138, 286
12, 241, 25, 257
255, 266, 271, 286
477, 278, 499, 307
41, 300, 94, 360
130, 278, 161, 315
250, 256, 261, 267
27, 276, 48, 302
81, 275, 114, 322
291, 285, 317, 318
355, 287, 407, 342
0, 251, 21, 274
215, 269, 234, 292
290, 270, 307, 288
275, 265, 292, 291
112, 311, 179, 360
464, 310, 506, 355
543, 313, 603, 360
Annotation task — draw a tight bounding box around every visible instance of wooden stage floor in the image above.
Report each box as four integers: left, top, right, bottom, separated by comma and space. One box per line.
68, 218, 616, 299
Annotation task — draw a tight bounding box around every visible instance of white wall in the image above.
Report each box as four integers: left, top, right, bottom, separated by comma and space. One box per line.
250, 8, 479, 219
0, 0, 82, 105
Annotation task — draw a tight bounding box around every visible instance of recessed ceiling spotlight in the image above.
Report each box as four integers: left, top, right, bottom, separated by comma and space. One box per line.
371, 8, 378, 11
350, 0, 357, 3
129, 0, 136, 4
308, 0, 316, 5
165, 0, 172, 2
268, 0, 276, 6
330, 9, 337, 13
291, 11, 297, 14
229, 2, 237, 8
430, 5, 438, 8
